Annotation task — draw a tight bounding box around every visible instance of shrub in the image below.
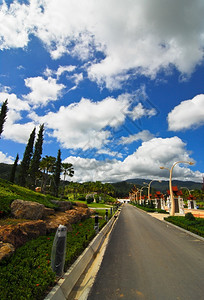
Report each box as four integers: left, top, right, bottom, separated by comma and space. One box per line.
185, 212, 195, 221
86, 196, 94, 204
77, 195, 86, 201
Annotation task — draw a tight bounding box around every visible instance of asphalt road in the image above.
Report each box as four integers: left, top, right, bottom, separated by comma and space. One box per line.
88, 204, 204, 300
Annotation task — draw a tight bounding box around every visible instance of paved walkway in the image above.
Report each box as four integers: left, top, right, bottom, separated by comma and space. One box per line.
148, 209, 204, 220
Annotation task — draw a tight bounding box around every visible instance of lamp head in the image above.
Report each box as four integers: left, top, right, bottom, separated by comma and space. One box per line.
160, 166, 164, 169
188, 161, 194, 166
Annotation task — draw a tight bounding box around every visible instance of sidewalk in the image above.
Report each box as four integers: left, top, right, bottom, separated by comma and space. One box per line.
147, 212, 169, 221
148, 209, 204, 220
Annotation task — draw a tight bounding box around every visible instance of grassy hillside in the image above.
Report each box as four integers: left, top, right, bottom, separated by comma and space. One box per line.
0, 178, 58, 216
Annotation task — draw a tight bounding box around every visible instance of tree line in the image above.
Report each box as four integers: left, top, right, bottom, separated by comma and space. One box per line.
0, 99, 74, 197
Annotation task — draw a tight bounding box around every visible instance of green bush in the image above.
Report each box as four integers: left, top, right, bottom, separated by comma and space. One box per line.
131, 203, 168, 213
86, 196, 94, 204
185, 212, 195, 221
77, 195, 86, 201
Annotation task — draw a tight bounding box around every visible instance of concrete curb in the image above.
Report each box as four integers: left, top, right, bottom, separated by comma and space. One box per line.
161, 218, 204, 242
44, 212, 120, 300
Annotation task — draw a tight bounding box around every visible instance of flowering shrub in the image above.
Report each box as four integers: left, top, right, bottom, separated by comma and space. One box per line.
0, 218, 106, 299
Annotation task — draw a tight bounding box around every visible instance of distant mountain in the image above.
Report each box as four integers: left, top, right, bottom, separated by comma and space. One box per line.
125, 178, 203, 193
0, 163, 20, 182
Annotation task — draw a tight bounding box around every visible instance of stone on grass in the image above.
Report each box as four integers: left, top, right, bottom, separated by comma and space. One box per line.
0, 242, 15, 261
11, 199, 45, 220
50, 200, 72, 212
0, 220, 46, 248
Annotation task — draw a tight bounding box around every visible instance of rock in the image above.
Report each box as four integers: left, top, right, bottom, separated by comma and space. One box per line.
74, 202, 88, 208
42, 207, 55, 218
11, 199, 45, 220
45, 212, 73, 233
0, 242, 15, 261
19, 220, 46, 239
50, 200, 72, 212
0, 220, 46, 248
45, 207, 91, 233
65, 207, 91, 223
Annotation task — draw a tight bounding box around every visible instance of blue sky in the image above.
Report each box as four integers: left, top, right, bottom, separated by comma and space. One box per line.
0, 0, 204, 183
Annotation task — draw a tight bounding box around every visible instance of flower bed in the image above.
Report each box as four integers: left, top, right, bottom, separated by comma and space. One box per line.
0, 218, 106, 300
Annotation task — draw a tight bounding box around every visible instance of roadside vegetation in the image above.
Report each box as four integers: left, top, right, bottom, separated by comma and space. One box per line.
0, 218, 106, 300
164, 213, 204, 238
0, 178, 59, 216
131, 202, 168, 214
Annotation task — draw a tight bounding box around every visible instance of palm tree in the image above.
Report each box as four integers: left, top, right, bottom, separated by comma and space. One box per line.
62, 163, 74, 181
40, 156, 56, 193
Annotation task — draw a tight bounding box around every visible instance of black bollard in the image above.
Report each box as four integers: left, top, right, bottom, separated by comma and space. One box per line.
94, 212, 99, 233
51, 225, 67, 277
105, 209, 108, 221
110, 207, 113, 216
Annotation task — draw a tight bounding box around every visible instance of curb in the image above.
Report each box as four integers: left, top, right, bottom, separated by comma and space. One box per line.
161, 218, 204, 242
44, 211, 120, 300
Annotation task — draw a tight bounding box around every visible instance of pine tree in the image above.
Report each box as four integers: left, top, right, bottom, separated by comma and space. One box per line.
0, 99, 8, 137
54, 149, 62, 197
18, 128, 36, 186
9, 153, 19, 183
28, 124, 44, 189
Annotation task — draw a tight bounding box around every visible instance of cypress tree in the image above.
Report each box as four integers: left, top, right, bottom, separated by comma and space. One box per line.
18, 128, 36, 186
0, 99, 8, 137
28, 124, 44, 189
54, 149, 62, 197
9, 153, 19, 183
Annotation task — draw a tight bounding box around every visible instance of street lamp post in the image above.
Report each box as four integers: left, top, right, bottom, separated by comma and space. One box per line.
139, 186, 148, 202
180, 187, 194, 195
144, 180, 162, 200
160, 161, 194, 216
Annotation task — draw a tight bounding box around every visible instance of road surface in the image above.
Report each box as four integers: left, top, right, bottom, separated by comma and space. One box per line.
88, 204, 204, 300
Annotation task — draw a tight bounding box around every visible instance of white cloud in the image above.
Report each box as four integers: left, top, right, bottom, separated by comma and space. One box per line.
0, 92, 36, 143
63, 136, 201, 182
1, 0, 204, 88
168, 94, 204, 131
29, 93, 156, 150
129, 103, 157, 121
24, 76, 65, 107
44, 65, 77, 78
36, 95, 130, 149
0, 151, 14, 164
3, 121, 37, 144
97, 148, 123, 159
0, 92, 30, 111
120, 130, 155, 145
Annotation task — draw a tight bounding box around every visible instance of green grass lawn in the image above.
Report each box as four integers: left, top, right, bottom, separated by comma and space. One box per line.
88, 203, 113, 208
0, 178, 59, 216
